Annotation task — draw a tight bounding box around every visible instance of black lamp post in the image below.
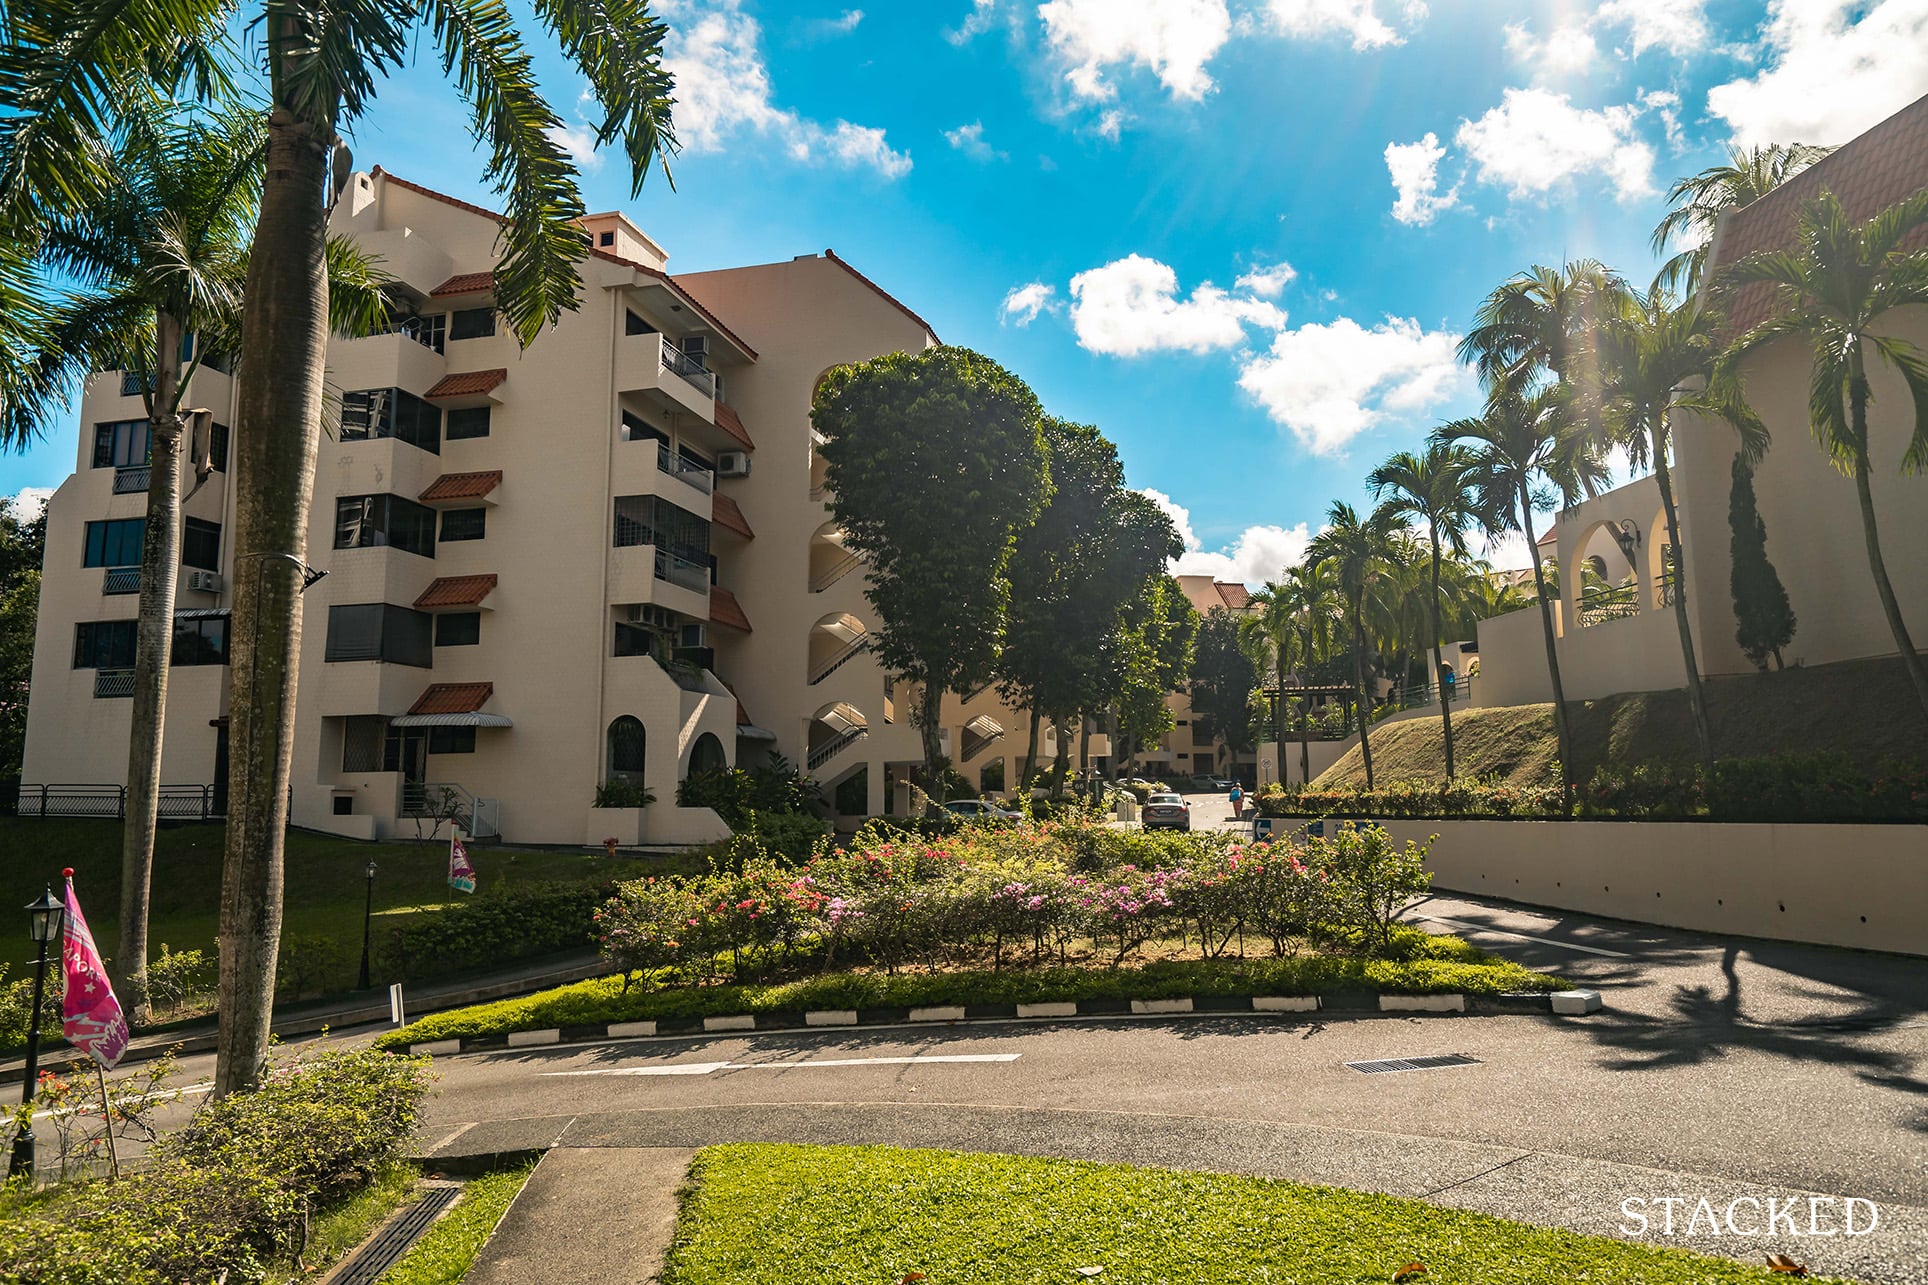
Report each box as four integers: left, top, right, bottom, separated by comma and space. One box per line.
357, 860, 377, 990
8, 886, 65, 1181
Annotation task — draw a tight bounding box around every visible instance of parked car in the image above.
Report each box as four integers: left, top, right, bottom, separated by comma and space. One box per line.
942, 798, 1025, 823
1141, 792, 1191, 831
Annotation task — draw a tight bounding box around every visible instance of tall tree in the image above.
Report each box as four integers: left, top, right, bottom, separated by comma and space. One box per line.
1368, 443, 1482, 779
1280, 560, 1340, 785
1652, 143, 1833, 296
1723, 188, 1928, 721
1188, 608, 1258, 776
1113, 576, 1196, 775
0, 0, 681, 1096
815, 347, 1050, 788
0, 495, 45, 783
1727, 455, 1796, 671
1240, 582, 1297, 768
1307, 501, 1403, 791
1460, 260, 1625, 394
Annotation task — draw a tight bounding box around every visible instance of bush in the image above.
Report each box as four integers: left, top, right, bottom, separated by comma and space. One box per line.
381, 881, 611, 982
276, 934, 348, 1000
0, 963, 61, 1055
145, 945, 214, 1017
592, 778, 656, 809
1314, 825, 1434, 951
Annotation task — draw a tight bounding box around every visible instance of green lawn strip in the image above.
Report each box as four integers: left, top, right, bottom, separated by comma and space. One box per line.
264, 1162, 421, 1284
661, 1144, 1833, 1285
374, 940, 1561, 1051
376, 1162, 537, 1285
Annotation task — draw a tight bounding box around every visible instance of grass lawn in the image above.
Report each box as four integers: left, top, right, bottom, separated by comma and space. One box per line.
378, 1162, 536, 1285
661, 1145, 1832, 1285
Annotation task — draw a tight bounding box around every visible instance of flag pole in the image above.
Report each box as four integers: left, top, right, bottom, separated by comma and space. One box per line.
94, 1065, 119, 1180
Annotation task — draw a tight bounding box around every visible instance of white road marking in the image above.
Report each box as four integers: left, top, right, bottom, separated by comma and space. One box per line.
426, 1121, 479, 1153
542, 1053, 1021, 1078
30, 1079, 213, 1122
1414, 914, 1632, 959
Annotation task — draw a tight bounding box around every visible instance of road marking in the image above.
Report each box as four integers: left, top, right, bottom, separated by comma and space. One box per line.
426, 1121, 479, 1153
30, 1079, 213, 1122
542, 1053, 1020, 1078
1413, 914, 1632, 958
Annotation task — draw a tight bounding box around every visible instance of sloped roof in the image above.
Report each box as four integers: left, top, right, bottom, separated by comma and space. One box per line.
425, 369, 506, 399
714, 401, 754, 452
432, 272, 495, 297
708, 585, 752, 633
419, 470, 502, 502
408, 681, 495, 715
824, 249, 940, 343
1215, 582, 1252, 610
711, 492, 754, 539
414, 574, 498, 609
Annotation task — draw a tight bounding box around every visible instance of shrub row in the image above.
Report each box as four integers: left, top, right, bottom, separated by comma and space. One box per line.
380, 881, 613, 983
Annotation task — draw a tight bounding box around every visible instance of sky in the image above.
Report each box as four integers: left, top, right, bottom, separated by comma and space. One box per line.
5, 0, 1928, 584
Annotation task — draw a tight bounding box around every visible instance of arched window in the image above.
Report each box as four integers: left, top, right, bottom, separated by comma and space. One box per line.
688, 732, 726, 776
608, 717, 646, 784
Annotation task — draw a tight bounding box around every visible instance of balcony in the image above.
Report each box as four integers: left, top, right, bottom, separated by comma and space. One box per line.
655, 548, 709, 592
616, 332, 717, 422
102, 566, 141, 595
1577, 582, 1642, 628
657, 442, 713, 494
94, 668, 134, 698
113, 466, 150, 494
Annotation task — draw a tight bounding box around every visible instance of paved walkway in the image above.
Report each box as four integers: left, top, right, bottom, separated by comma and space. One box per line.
462, 1146, 690, 1285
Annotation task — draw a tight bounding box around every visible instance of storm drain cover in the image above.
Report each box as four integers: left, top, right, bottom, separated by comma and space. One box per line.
1345, 1054, 1482, 1075
329, 1183, 462, 1284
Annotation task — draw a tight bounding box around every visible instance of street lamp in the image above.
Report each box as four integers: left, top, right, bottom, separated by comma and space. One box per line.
9, 886, 65, 1181
357, 860, 377, 990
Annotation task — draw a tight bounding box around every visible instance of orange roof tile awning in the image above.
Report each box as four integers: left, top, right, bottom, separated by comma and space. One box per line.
1215, 583, 1251, 610
712, 492, 754, 539
425, 369, 507, 399
432, 271, 495, 297
420, 470, 502, 504
714, 401, 754, 452
708, 585, 752, 633
415, 574, 498, 610
393, 681, 510, 728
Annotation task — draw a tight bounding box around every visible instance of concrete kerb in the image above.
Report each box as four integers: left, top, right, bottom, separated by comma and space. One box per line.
406, 988, 1605, 1057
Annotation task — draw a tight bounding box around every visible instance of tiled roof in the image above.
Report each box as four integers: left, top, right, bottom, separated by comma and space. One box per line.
1711, 92, 1928, 335
587, 248, 761, 359
824, 249, 940, 343
714, 401, 754, 452
372, 169, 506, 224
409, 681, 494, 715
1215, 582, 1252, 610
419, 470, 502, 502
432, 271, 495, 297
711, 492, 754, 539
425, 369, 506, 399
736, 699, 753, 727
708, 585, 752, 633
414, 574, 498, 609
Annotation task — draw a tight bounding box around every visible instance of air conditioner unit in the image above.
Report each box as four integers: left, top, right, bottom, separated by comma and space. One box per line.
679, 335, 710, 361
186, 570, 223, 593
678, 624, 707, 649
716, 450, 751, 477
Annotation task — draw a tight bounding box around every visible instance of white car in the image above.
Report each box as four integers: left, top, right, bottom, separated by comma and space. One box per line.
1141, 793, 1191, 831
943, 799, 1025, 823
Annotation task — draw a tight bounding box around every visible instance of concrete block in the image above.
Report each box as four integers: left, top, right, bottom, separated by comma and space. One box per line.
608, 1021, 658, 1038
1130, 997, 1195, 1015
1016, 1001, 1078, 1018
908, 1006, 966, 1022
805, 1009, 858, 1026
1379, 994, 1466, 1013
506, 1028, 561, 1047
1551, 988, 1603, 1015
410, 1039, 462, 1056
703, 1014, 756, 1032
1251, 996, 1319, 1013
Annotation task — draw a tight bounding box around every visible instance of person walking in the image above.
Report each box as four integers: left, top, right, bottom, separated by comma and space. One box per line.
1228, 781, 1244, 822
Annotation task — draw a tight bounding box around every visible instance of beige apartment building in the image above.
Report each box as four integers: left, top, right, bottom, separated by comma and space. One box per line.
18, 168, 1060, 846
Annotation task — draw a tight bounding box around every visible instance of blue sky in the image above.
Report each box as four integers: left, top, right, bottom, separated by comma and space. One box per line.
7, 0, 1928, 583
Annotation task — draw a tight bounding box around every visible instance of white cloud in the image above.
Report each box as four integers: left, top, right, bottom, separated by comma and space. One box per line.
5, 487, 51, 520
659, 0, 910, 177
1596, 0, 1710, 57
545, 122, 604, 172
1502, 20, 1597, 75
944, 120, 1003, 161
1068, 254, 1287, 357
1455, 87, 1656, 202
999, 282, 1057, 325
1263, 0, 1425, 51
1233, 262, 1297, 298
1708, 0, 1928, 149
1236, 316, 1467, 455
810, 8, 864, 36
1094, 109, 1127, 140
1141, 488, 1312, 587
945, 0, 1002, 45
1384, 132, 1458, 225
1039, 0, 1233, 102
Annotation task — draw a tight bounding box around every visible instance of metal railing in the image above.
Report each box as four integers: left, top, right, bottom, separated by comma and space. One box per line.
656, 442, 714, 494
808, 635, 869, 685
809, 550, 861, 592
102, 566, 141, 595
401, 781, 500, 838
1655, 574, 1681, 609
1578, 582, 1642, 626
806, 726, 868, 772
94, 668, 134, 698
659, 337, 716, 398
113, 465, 150, 493
13, 783, 223, 819
653, 547, 710, 592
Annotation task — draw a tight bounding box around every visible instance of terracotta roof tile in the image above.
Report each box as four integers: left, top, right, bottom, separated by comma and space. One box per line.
419, 470, 503, 503
824, 249, 940, 343
432, 271, 495, 297
711, 492, 753, 539
714, 401, 754, 452
736, 699, 753, 727
1215, 582, 1252, 610
708, 585, 752, 633
425, 369, 506, 399
414, 574, 498, 609
409, 681, 494, 715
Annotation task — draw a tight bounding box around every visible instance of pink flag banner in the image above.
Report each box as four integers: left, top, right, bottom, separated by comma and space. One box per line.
61, 870, 130, 1069
449, 834, 477, 894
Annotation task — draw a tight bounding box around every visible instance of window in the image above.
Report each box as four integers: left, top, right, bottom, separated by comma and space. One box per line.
92, 420, 150, 469
688, 732, 726, 775
608, 716, 645, 784
620, 410, 667, 445
340, 388, 441, 454
449, 308, 496, 341
208, 421, 229, 472
612, 494, 710, 565
171, 613, 229, 666
434, 612, 480, 646
334, 494, 437, 557
400, 312, 446, 354
599, 230, 616, 247
83, 519, 144, 568
677, 444, 713, 473
428, 726, 476, 754
73, 620, 136, 668
625, 310, 656, 336
445, 406, 490, 440
342, 716, 387, 771
439, 507, 486, 542
324, 603, 433, 666
183, 518, 221, 571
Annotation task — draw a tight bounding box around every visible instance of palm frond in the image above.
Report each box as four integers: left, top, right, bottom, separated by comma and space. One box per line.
527, 0, 677, 196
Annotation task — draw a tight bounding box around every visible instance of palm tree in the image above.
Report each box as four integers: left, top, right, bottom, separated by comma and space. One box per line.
1437, 382, 1608, 803
1240, 584, 1297, 772
1307, 501, 1404, 791
1279, 560, 1339, 785
1652, 143, 1833, 296
0, 0, 679, 1097
1460, 260, 1626, 393
1722, 188, 1928, 721
1368, 443, 1483, 779
1591, 284, 1767, 769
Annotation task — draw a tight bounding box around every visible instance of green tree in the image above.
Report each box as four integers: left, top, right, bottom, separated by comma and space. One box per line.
1307, 501, 1403, 791
0, 0, 680, 1096
1460, 260, 1625, 393
1239, 582, 1297, 766
1188, 607, 1258, 775
0, 495, 45, 783
815, 347, 1050, 789
1368, 443, 1482, 779
1279, 559, 1340, 785
1727, 455, 1796, 670
1723, 188, 1928, 720
1113, 576, 1196, 774
1652, 143, 1833, 296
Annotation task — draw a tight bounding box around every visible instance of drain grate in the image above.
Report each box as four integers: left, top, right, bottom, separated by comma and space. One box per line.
1345, 1054, 1482, 1075
328, 1183, 462, 1284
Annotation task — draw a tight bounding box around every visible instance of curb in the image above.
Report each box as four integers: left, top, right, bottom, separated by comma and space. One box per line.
405, 988, 1603, 1056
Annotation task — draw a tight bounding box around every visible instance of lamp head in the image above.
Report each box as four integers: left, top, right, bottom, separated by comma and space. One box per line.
26, 886, 63, 944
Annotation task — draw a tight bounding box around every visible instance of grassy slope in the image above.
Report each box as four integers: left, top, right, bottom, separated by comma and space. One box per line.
660, 1144, 1822, 1285
1316, 653, 1928, 788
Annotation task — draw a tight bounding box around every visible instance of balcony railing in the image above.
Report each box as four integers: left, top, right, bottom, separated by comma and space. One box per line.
653, 548, 710, 592
1578, 582, 1642, 627
656, 442, 714, 494
94, 668, 135, 698
113, 465, 151, 493
12, 783, 223, 819
1655, 573, 1681, 609
808, 635, 869, 685
660, 337, 716, 398
806, 726, 868, 772
102, 566, 141, 595
809, 550, 861, 593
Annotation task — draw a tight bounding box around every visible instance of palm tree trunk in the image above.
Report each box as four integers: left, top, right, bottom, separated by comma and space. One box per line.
1652, 439, 1713, 765
1847, 365, 1928, 720
1520, 488, 1575, 810
1298, 624, 1311, 785
1272, 644, 1286, 774
1428, 535, 1455, 781
116, 311, 186, 1027
1352, 593, 1375, 791
215, 106, 333, 1098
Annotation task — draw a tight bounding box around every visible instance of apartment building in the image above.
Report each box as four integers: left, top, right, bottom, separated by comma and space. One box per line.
18, 168, 1055, 845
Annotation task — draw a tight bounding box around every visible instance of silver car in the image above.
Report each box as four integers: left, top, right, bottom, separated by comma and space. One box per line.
1141, 793, 1191, 831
